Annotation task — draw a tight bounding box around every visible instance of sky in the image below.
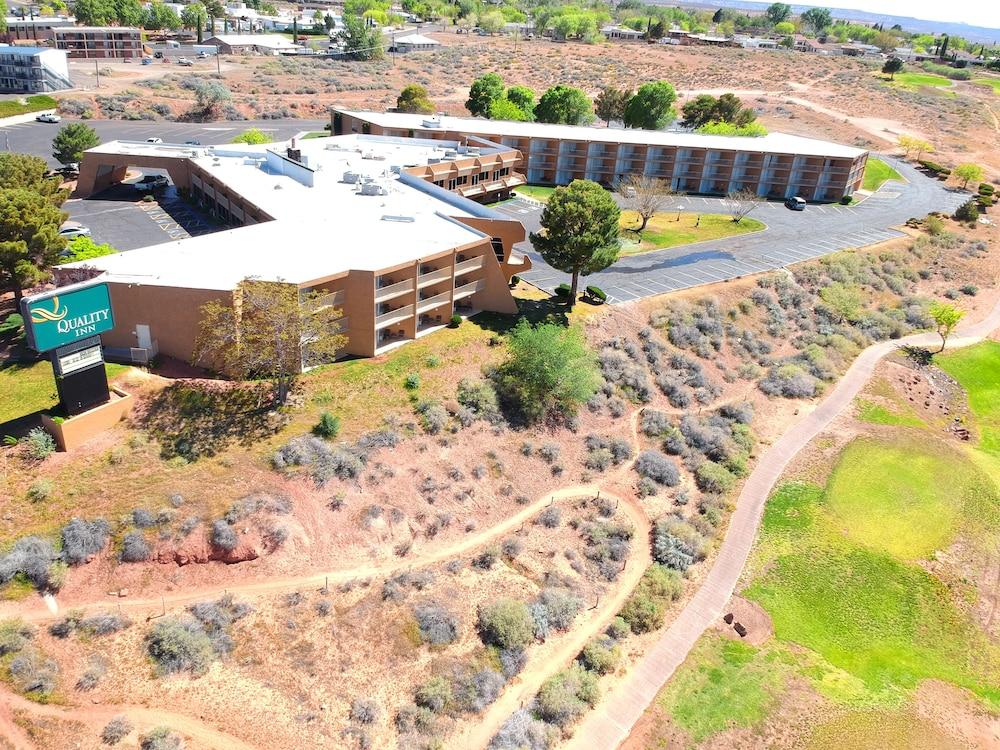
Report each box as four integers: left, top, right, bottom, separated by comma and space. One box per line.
788, 0, 1000, 29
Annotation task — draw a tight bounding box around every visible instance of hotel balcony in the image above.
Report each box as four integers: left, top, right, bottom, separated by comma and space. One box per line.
456, 173, 526, 199
454, 256, 485, 275
454, 278, 486, 301
417, 290, 452, 314
374, 277, 414, 302
375, 304, 414, 329
417, 266, 451, 289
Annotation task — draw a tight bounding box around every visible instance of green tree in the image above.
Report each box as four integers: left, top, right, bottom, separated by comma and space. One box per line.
0, 154, 67, 204
191, 80, 231, 119
204, 0, 225, 34
230, 127, 271, 144
504, 85, 535, 118
801, 7, 832, 33
882, 56, 904, 79
765, 2, 791, 24
0, 0, 6, 33
530, 180, 620, 308
0, 188, 67, 303
192, 279, 347, 404
338, 14, 384, 60
774, 20, 794, 35
52, 122, 99, 166
818, 282, 863, 322
476, 598, 534, 650
493, 320, 600, 424
72, 0, 115, 25
181, 2, 208, 43
146, 0, 181, 30
466, 72, 505, 117
680, 93, 717, 128
534, 85, 592, 125
623, 81, 676, 130
58, 236, 116, 263
114, 0, 146, 27
396, 83, 434, 114
594, 85, 632, 126
928, 301, 964, 352
477, 9, 504, 33
953, 163, 984, 189
489, 97, 531, 121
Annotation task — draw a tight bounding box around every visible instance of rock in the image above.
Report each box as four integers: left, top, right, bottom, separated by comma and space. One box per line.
118, 589, 129, 597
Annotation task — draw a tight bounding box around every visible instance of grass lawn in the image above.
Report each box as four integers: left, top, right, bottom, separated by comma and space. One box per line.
937, 341, 1000, 456
972, 78, 1000, 95
0, 94, 58, 119
619, 211, 765, 254
887, 72, 952, 89
855, 399, 924, 428
657, 635, 792, 741
513, 185, 556, 202
745, 471, 1000, 705
0, 360, 129, 426
301, 131, 330, 139
862, 158, 903, 191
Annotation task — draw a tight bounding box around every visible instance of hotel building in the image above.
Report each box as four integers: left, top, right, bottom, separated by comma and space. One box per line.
0, 45, 71, 93
53, 27, 143, 59
332, 109, 869, 202
61, 134, 531, 366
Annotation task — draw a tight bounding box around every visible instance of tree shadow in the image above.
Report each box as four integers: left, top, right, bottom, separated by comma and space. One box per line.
133, 380, 288, 461
474, 295, 572, 333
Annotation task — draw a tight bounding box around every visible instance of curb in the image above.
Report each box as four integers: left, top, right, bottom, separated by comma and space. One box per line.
0, 109, 56, 128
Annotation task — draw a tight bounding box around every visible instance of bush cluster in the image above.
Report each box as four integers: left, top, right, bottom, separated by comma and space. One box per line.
619, 564, 683, 634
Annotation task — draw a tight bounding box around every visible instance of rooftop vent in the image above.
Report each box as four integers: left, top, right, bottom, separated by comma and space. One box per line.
342, 171, 360, 183
359, 182, 388, 196
362, 151, 386, 161
382, 214, 415, 223
443, 149, 458, 159
421, 116, 442, 129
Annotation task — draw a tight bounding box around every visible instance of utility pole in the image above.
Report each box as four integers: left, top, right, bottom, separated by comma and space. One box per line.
216, 46, 221, 74
94, 59, 100, 88
391, 30, 395, 65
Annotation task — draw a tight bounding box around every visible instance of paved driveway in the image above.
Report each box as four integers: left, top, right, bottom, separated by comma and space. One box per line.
496, 157, 970, 303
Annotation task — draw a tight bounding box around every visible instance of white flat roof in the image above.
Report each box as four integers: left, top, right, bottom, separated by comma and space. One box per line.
338, 109, 867, 159
207, 34, 299, 48
64, 134, 495, 290
395, 33, 439, 45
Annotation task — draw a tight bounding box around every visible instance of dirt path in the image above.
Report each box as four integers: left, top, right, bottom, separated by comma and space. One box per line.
0, 690, 256, 750
563, 298, 1000, 750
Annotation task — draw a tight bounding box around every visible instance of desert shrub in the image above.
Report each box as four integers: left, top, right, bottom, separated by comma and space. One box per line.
139, 727, 183, 750
146, 617, 215, 676
619, 564, 682, 634
536, 442, 560, 463
634, 451, 679, 486
187, 594, 251, 655
653, 516, 707, 572
606, 616, 630, 641
49, 614, 79, 639
637, 476, 658, 497
585, 447, 613, 471
578, 635, 620, 675
536, 588, 582, 631
131, 508, 155, 528
27, 479, 53, 502
0, 536, 58, 590
537, 506, 562, 528
413, 601, 458, 645
457, 378, 502, 423
529, 601, 550, 640
499, 646, 527, 679
210, 520, 238, 551
472, 545, 500, 570
78, 613, 132, 636
350, 698, 379, 724
608, 437, 633, 463
501, 537, 523, 559
395, 703, 437, 734
477, 598, 534, 650
404, 372, 420, 390
451, 666, 505, 713
718, 401, 754, 424
488, 708, 557, 750
25, 427, 55, 460
640, 409, 671, 437
76, 655, 106, 691
9, 645, 58, 697
534, 664, 600, 728
0, 620, 33, 658
313, 411, 341, 438
759, 364, 819, 398
695, 461, 737, 494
272, 435, 364, 484
415, 675, 452, 713
101, 715, 133, 745
416, 400, 449, 434
57, 517, 110, 567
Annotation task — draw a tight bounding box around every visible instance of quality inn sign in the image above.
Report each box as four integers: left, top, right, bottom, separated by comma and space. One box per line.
21, 282, 115, 353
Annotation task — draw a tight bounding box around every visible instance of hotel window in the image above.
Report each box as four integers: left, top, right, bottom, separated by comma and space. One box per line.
456, 175, 468, 186
447, 178, 457, 190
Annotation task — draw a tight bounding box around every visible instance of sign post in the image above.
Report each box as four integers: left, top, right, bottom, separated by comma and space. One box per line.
20, 281, 116, 417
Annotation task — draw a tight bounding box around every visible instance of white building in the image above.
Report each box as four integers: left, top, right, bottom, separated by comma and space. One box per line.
391, 33, 439, 52
203, 34, 302, 55
0, 45, 71, 93
601, 25, 644, 41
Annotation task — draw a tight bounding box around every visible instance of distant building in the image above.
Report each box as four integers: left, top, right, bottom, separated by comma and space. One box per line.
1, 16, 77, 42
0, 45, 71, 93
684, 33, 735, 47
203, 34, 302, 55
53, 27, 143, 58
736, 35, 780, 50
390, 33, 440, 52
841, 42, 881, 57
601, 25, 644, 42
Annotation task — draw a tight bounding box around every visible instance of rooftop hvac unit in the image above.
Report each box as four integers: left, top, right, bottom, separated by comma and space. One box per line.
362, 151, 386, 160
342, 171, 360, 183
421, 117, 442, 128
382, 214, 415, 223
443, 149, 458, 159
359, 182, 388, 196
427, 157, 441, 164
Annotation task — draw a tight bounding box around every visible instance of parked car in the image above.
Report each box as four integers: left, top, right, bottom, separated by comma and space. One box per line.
36, 113, 61, 123
142, 56, 153, 65
184, 139, 202, 146
154, 50, 164, 58
197, 51, 209, 58
134, 174, 169, 192
177, 57, 193, 66
58, 222, 91, 239
784, 196, 807, 211
146, 137, 163, 144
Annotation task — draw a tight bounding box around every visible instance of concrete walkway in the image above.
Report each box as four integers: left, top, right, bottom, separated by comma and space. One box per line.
563, 298, 1000, 750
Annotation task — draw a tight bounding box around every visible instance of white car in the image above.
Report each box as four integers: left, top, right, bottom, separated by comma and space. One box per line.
58, 222, 91, 239
134, 174, 169, 192
146, 137, 163, 144
36, 113, 61, 123
177, 57, 193, 66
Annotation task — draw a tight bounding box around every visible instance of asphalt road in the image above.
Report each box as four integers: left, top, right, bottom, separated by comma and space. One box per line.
0, 117, 328, 169
496, 156, 970, 302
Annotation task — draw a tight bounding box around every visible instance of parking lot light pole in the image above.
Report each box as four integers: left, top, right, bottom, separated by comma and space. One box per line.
216, 46, 221, 74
